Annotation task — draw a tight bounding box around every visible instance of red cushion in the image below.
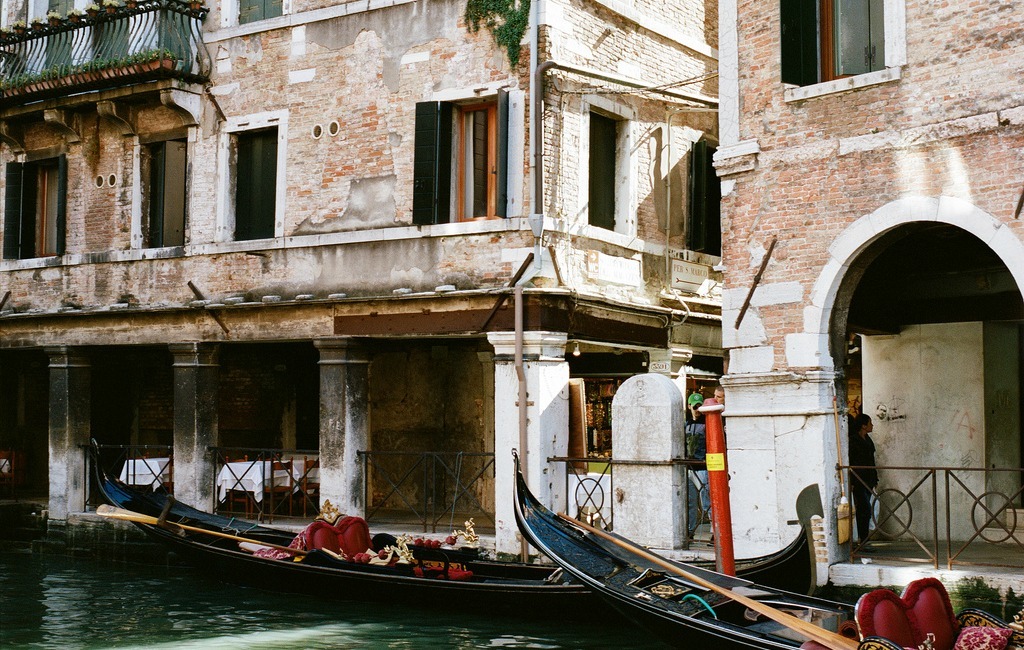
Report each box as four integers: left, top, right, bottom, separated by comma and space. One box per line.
332, 516, 373, 557
855, 578, 959, 649
954, 626, 1012, 650
306, 520, 342, 553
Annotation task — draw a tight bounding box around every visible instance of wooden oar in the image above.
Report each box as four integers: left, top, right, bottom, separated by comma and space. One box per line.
556, 513, 858, 650
97, 504, 308, 556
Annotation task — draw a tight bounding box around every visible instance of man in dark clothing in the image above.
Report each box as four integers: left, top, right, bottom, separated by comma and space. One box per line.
685, 393, 709, 534
848, 413, 878, 542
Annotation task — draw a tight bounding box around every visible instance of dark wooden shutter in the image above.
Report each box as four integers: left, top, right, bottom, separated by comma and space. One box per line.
412, 101, 452, 225
55, 155, 67, 256
238, 0, 262, 24
687, 139, 721, 255
235, 129, 277, 241
588, 113, 617, 230
3, 162, 23, 260
149, 142, 167, 248
495, 90, 509, 218
780, 0, 819, 86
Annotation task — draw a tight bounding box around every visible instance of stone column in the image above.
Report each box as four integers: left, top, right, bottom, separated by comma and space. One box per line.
488, 331, 569, 557
46, 347, 90, 519
170, 343, 219, 511
315, 338, 369, 517
611, 373, 687, 549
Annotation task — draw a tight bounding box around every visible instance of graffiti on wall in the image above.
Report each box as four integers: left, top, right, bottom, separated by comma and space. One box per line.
875, 395, 907, 422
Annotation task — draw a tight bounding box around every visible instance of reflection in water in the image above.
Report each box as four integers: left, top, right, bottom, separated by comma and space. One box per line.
0, 552, 661, 649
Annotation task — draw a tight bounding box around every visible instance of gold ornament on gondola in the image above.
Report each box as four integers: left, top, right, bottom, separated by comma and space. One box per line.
453, 519, 479, 548
316, 499, 342, 525
1010, 607, 1024, 632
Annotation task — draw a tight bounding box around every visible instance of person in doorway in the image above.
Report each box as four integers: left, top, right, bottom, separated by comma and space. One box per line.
848, 413, 878, 542
685, 392, 710, 535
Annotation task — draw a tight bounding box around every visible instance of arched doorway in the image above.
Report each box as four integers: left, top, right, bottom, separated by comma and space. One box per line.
825, 202, 1024, 561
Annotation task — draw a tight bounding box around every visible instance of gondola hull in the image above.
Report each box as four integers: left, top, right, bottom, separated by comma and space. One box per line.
512, 453, 856, 648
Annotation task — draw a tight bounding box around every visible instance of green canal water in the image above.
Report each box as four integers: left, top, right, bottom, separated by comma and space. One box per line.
0, 551, 664, 649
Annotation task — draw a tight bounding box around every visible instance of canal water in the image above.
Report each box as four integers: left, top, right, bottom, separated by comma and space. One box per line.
0, 551, 664, 649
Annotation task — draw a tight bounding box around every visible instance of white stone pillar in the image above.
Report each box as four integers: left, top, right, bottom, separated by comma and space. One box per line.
610, 373, 687, 549
488, 331, 569, 557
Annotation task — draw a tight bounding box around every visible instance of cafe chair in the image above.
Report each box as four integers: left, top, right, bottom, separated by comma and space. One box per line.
266, 459, 295, 519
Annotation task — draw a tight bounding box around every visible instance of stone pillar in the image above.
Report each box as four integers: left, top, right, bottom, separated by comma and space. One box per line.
487, 331, 570, 557
170, 343, 219, 511
46, 347, 90, 519
611, 373, 687, 549
315, 338, 369, 516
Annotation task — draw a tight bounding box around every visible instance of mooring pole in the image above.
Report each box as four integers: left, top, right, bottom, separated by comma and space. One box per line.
700, 399, 735, 576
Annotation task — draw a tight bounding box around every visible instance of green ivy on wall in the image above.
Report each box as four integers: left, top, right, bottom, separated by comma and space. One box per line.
465, 0, 531, 67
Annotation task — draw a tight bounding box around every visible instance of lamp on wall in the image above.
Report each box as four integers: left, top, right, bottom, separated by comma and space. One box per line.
572, 342, 581, 357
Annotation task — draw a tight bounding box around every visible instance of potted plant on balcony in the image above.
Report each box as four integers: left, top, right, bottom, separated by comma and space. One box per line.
102, 0, 121, 14
46, 10, 63, 26
11, 20, 27, 35
30, 16, 46, 31
85, 3, 101, 17
67, 8, 86, 22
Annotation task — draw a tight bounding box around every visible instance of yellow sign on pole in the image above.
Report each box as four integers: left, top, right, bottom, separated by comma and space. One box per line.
705, 452, 725, 472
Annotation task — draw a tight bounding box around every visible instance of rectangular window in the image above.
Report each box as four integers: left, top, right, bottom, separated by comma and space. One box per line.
413, 92, 508, 225
781, 0, 885, 86
3, 156, 66, 260
687, 139, 721, 256
588, 112, 618, 231
143, 140, 187, 248
238, 0, 283, 25
233, 129, 277, 241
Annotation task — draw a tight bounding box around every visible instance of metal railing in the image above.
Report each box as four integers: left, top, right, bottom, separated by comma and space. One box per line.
358, 450, 495, 533
548, 456, 711, 549
0, 0, 209, 105
210, 446, 320, 523
845, 464, 1024, 569
87, 443, 174, 508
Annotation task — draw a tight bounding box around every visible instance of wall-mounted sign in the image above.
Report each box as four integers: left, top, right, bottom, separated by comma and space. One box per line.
586, 250, 642, 286
671, 259, 710, 292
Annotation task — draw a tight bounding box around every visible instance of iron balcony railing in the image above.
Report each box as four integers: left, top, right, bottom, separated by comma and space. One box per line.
0, 0, 209, 105
845, 464, 1024, 570
358, 450, 495, 533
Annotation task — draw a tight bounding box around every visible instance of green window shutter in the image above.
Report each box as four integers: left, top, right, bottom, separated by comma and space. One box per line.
835, 0, 871, 76
687, 139, 721, 255
149, 142, 167, 248
868, 0, 885, 71
235, 130, 278, 241
238, 0, 263, 24
266, 0, 283, 20
780, 0, 819, 86
56, 155, 67, 256
495, 90, 509, 218
588, 112, 617, 230
4, 162, 24, 260
412, 101, 453, 225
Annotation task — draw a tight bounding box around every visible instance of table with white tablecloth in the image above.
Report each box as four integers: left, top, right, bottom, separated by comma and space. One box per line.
216, 461, 296, 503
119, 457, 172, 490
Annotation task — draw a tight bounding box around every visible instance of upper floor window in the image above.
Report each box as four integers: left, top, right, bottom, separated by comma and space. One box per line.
142, 140, 187, 248
239, 0, 283, 25
584, 102, 634, 237
588, 112, 618, 231
413, 93, 509, 225
781, 0, 885, 86
3, 156, 66, 260
233, 128, 278, 241
687, 138, 721, 256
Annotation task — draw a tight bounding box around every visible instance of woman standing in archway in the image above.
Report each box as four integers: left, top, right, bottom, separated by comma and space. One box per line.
848, 413, 878, 543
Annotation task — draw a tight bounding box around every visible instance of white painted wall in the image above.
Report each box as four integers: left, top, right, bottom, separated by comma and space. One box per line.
862, 323, 986, 542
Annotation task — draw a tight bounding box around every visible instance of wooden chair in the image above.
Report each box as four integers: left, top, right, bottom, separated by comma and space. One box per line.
224, 455, 254, 517
266, 459, 295, 520
299, 456, 320, 517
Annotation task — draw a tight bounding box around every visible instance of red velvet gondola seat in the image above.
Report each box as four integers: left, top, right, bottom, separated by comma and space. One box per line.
306, 516, 373, 557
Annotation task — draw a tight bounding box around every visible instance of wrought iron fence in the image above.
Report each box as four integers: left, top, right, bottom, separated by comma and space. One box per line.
358, 450, 495, 533
0, 0, 209, 104
86, 443, 173, 508
845, 464, 1024, 569
547, 456, 710, 549
210, 446, 320, 523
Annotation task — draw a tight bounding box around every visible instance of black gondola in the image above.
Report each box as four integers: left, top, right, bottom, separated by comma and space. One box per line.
96, 456, 821, 622
512, 451, 861, 648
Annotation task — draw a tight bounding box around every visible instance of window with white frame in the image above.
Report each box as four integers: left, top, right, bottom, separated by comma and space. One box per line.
141, 138, 187, 248
584, 100, 634, 236
412, 92, 510, 225
218, 111, 287, 242
781, 0, 895, 86
3, 155, 66, 260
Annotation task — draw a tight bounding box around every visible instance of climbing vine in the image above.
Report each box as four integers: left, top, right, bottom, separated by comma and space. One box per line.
465, 0, 531, 68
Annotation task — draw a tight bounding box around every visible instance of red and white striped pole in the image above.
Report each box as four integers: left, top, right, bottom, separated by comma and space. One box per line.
699, 399, 735, 576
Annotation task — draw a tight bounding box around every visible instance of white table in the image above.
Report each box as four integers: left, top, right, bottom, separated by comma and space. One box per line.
216, 461, 294, 503
119, 457, 172, 490
0, 457, 10, 474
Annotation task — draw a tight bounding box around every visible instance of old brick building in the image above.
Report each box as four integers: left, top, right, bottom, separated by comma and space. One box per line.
717, 0, 1024, 568
0, 0, 721, 553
